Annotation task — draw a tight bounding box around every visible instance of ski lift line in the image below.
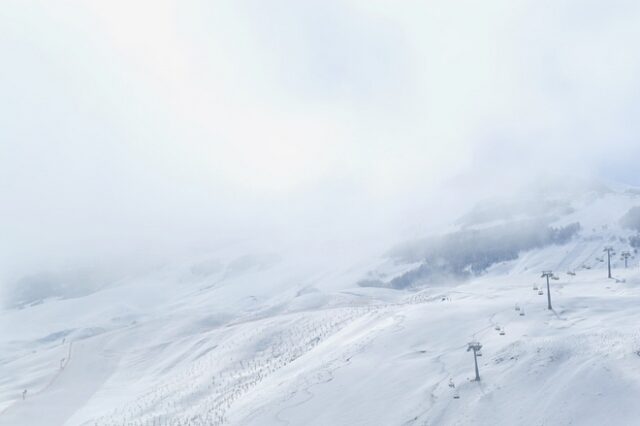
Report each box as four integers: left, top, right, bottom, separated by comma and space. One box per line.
467, 244, 623, 385
462, 262, 586, 392
442, 278, 548, 394
574, 241, 609, 271
492, 284, 539, 328
472, 302, 527, 343
472, 277, 541, 344
470, 305, 518, 340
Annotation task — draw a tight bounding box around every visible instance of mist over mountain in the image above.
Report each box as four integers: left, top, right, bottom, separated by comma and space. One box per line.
3, 181, 640, 425
3, 1, 640, 425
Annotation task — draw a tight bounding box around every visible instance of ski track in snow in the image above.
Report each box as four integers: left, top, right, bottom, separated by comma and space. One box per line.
4, 266, 640, 425
3, 192, 640, 425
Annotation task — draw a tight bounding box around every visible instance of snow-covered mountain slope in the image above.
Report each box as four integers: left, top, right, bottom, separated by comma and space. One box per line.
3, 185, 640, 425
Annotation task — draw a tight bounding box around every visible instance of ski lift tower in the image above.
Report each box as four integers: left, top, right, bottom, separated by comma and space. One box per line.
621, 251, 631, 269
604, 246, 615, 278
467, 341, 483, 381
541, 270, 554, 310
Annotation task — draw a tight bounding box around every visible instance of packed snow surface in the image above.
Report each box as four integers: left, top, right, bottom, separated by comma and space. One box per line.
3, 189, 640, 425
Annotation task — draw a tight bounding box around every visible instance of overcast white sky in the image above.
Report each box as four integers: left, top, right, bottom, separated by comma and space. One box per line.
2, 0, 640, 276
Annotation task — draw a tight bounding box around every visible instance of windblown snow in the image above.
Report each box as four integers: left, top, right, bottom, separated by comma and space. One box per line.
3, 186, 640, 425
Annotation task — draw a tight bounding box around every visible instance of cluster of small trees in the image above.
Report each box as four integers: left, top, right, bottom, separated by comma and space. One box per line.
89, 306, 376, 426
383, 220, 582, 289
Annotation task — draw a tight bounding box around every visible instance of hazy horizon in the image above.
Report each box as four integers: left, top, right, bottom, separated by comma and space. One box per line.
4, 3, 640, 425
3, 0, 640, 291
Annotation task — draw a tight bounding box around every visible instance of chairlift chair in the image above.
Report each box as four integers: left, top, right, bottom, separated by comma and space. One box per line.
538, 290, 544, 295
499, 329, 506, 336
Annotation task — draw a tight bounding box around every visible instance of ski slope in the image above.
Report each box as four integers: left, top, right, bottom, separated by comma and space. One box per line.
2, 188, 640, 425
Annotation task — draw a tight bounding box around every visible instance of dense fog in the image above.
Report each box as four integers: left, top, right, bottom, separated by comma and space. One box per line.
3, 0, 640, 300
